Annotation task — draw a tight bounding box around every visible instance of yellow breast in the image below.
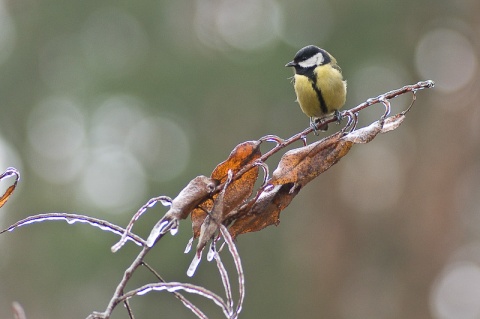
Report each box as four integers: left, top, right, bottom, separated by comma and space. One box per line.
294, 75, 322, 117
315, 66, 346, 112
293, 65, 346, 118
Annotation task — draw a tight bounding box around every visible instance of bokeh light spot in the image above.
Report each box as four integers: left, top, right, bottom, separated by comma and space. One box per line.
194, 0, 281, 51
86, 94, 190, 202
431, 262, 480, 319
27, 96, 87, 184
28, 96, 86, 160
79, 146, 146, 213
415, 28, 477, 94
90, 94, 146, 147
126, 116, 190, 182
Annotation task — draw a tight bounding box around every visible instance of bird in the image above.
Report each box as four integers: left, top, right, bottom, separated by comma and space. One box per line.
286, 45, 347, 131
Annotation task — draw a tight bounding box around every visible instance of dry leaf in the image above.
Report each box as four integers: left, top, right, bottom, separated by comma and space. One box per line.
146, 175, 218, 247
210, 140, 261, 212
0, 167, 20, 209
269, 132, 352, 188
0, 184, 16, 209
228, 183, 299, 238
168, 176, 219, 220
196, 171, 233, 254
192, 141, 261, 238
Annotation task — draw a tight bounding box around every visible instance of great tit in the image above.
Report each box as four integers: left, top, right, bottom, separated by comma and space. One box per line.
286, 45, 347, 131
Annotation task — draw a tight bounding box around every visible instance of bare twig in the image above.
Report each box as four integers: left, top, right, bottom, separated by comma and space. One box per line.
123, 293, 135, 319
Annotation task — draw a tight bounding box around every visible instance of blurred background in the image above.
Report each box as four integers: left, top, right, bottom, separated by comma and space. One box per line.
0, 0, 479, 318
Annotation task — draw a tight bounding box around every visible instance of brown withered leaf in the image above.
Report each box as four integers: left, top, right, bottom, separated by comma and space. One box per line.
211, 140, 262, 181
269, 131, 350, 188
343, 113, 406, 144
0, 167, 20, 209
196, 171, 233, 254
191, 199, 213, 239
146, 175, 219, 247
168, 176, 219, 220
269, 114, 406, 188
0, 184, 16, 209
191, 140, 261, 238
228, 183, 299, 238
211, 140, 261, 213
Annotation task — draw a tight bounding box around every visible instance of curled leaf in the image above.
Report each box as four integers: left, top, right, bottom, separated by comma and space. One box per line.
146, 176, 218, 247
210, 140, 261, 213
269, 132, 351, 188
196, 171, 233, 256
169, 176, 219, 220
0, 167, 20, 209
228, 183, 299, 238
270, 114, 406, 189
192, 141, 261, 238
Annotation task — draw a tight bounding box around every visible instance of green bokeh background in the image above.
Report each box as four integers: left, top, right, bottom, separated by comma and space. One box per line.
1, 0, 479, 318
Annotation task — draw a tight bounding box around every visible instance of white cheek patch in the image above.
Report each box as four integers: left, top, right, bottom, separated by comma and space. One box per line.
298, 52, 324, 68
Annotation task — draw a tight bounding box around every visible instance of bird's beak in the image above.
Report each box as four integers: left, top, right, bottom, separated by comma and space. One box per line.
285, 61, 296, 67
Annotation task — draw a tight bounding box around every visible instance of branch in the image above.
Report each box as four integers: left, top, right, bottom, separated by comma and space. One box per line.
0, 213, 146, 247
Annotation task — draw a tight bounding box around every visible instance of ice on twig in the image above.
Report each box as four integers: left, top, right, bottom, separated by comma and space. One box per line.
207, 242, 216, 262
0, 213, 145, 247
187, 252, 202, 277
170, 225, 179, 236
184, 237, 194, 254
146, 218, 176, 247
111, 196, 172, 252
